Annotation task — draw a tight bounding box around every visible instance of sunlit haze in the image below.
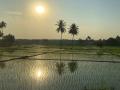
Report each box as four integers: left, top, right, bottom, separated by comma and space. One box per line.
0, 0, 120, 40
35, 5, 45, 14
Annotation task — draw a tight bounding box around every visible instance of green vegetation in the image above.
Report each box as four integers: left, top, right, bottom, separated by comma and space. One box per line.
0, 21, 15, 47
0, 21, 6, 37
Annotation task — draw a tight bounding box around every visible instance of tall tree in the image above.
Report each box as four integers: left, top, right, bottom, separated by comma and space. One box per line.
0, 21, 7, 37
56, 20, 66, 59
56, 20, 66, 45
69, 23, 79, 50
56, 20, 66, 75
68, 23, 79, 73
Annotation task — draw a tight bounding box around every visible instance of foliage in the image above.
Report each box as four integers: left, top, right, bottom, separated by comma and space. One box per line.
0, 21, 6, 29
1, 34, 15, 46
2, 34, 15, 42
0, 31, 3, 37
86, 36, 92, 40
0, 21, 6, 37
69, 23, 79, 37
56, 20, 66, 34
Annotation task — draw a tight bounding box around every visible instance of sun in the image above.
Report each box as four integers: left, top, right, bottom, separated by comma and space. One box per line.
35, 5, 45, 14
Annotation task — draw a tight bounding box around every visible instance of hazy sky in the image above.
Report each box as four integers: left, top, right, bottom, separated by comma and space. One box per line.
0, 0, 120, 39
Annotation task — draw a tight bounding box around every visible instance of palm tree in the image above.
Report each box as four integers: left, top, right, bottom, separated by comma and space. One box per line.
56, 20, 66, 46
0, 21, 7, 37
68, 23, 79, 73
56, 20, 66, 75
69, 23, 79, 52
56, 20, 66, 60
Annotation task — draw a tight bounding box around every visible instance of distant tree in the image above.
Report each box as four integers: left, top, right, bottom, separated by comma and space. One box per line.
2, 34, 15, 46
0, 21, 7, 37
106, 37, 119, 46
86, 36, 91, 41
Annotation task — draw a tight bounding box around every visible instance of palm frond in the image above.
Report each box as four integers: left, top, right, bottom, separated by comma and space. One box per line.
56, 20, 66, 33
69, 23, 79, 36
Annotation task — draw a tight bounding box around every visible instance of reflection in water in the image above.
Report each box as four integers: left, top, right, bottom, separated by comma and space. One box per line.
0, 59, 119, 90
0, 62, 6, 69
56, 62, 65, 75
36, 70, 42, 78
4, 47, 16, 53
96, 49, 104, 56
83, 86, 115, 90
84, 86, 87, 90
31, 66, 48, 82
68, 61, 78, 73
0, 45, 119, 90
0, 51, 3, 59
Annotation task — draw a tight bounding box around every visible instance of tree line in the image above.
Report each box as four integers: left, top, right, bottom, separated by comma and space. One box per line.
0, 20, 119, 47
79, 35, 120, 47
0, 21, 15, 46
56, 20, 120, 47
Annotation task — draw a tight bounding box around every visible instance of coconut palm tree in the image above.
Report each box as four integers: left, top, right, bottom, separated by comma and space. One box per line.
0, 21, 7, 37
56, 20, 66, 60
69, 23, 79, 51
68, 23, 79, 73
56, 20, 66, 47
56, 20, 66, 75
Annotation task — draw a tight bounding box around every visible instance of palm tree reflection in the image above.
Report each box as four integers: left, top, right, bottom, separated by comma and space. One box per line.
56, 20, 66, 61
56, 62, 65, 75
68, 23, 79, 73
68, 61, 78, 73
55, 20, 66, 75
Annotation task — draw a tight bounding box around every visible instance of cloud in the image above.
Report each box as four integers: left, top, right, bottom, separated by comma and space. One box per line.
4, 11, 23, 16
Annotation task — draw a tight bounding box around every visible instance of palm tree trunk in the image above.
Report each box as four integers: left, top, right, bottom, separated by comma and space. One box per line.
60, 33, 62, 62
72, 35, 74, 60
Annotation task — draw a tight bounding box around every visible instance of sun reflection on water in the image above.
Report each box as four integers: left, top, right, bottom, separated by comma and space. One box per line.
29, 61, 50, 83
31, 68, 48, 82
36, 70, 43, 78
